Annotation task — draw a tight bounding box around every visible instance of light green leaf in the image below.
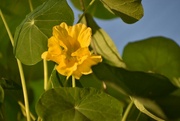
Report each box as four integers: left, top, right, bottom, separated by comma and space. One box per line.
100, 0, 144, 23
84, 14, 126, 68
122, 36, 180, 81
36, 87, 123, 121
131, 97, 166, 121
70, 0, 116, 19
14, 0, 74, 65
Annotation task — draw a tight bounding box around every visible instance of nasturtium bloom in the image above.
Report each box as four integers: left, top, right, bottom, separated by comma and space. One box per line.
42, 22, 102, 79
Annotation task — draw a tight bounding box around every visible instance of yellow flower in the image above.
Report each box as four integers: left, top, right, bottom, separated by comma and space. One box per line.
42, 22, 102, 79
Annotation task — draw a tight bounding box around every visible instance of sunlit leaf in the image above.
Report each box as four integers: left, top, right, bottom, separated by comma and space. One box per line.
131, 97, 166, 121
36, 87, 123, 121
83, 14, 125, 68
93, 63, 177, 98
122, 36, 180, 82
14, 0, 74, 65
100, 0, 143, 23
70, 0, 116, 19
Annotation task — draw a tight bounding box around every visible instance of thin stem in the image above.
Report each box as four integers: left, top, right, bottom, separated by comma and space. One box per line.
18, 101, 36, 121
28, 0, 33, 12
72, 76, 76, 88
0, 9, 31, 121
135, 112, 142, 121
43, 59, 48, 91
77, 0, 96, 23
0, 10, 14, 46
79, 0, 85, 11
121, 100, 134, 121
17, 60, 31, 121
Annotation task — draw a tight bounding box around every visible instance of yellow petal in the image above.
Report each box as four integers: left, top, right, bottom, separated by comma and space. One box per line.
67, 23, 91, 48
71, 47, 90, 65
48, 37, 62, 55
72, 70, 82, 80
53, 24, 72, 50
42, 22, 102, 79
73, 55, 102, 79
56, 57, 78, 77
41, 51, 48, 59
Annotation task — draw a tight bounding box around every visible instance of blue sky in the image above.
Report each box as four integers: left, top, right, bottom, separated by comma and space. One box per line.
68, 1, 180, 54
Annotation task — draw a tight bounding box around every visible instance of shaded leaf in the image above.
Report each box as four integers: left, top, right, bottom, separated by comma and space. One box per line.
156, 95, 180, 120
14, 0, 74, 65
79, 74, 104, 90
83, 14, 125, 68
36, 87, 123, 121
93, 63, 177, 98
122, 36, 180, 82
0, 85, 4, 103
100, 0, 144, 23
28, 79, 44, 116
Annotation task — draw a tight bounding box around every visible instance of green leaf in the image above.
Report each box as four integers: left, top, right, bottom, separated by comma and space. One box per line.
70, 0, 116, 19
36, 87, 123, 121
132, 97, 166, 121
122, 36, 180, 82
14, 0, 74, 65
156, 95, 180, 120
83, 14, 125, 68
79, 74, 104, 90
93, 63, 177, 98
100, 0, 144, 23
0, 85, 4, 104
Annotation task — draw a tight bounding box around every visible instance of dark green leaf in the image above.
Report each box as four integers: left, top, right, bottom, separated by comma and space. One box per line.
70, 0, 116, 19
28, 79, 44, 115
93, 63, 177, 98
0, 85, 4, 103
14, 0, 74, 65
156, 95, 180, 120
100, 0, 144, 23
122, 36, 180, 82
83, 14, 125, 68
36, 87, 123, 121
79, 74, 104, 90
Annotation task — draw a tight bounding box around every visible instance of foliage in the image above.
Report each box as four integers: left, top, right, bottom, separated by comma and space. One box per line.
0, 0, 180, 121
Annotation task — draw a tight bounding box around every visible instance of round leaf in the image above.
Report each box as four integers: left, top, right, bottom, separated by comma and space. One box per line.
100, 0, 144, 23
122, 36, 180, 81
70, 0, 116, 19
93, 63, 177, 98
36, 87, 123, 121
14, 0, 74, 65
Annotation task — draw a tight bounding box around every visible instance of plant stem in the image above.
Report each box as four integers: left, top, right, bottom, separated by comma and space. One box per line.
17, 60, 31, 121
18, 101, 36, 121
121, 100, 133, 121
77, 0, 96, 23
0, 9, 31, 121
0, 10, 14, 47
72, 76, 76, 88
43, 59, 48, 91
28, 0, 33, 12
